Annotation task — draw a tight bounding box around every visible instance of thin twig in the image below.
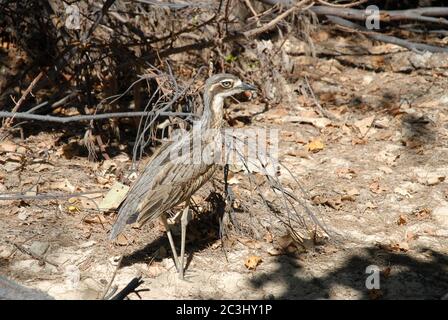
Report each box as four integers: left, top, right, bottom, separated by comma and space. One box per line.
243, 0, 262, 27
304, 75, 339, 121
5, 71, 45, 127
7, 240, 59, 269
0, 111, 196, 124
81, 0, 116, 42
101, 255, 123, 300
244, 0, 313, 38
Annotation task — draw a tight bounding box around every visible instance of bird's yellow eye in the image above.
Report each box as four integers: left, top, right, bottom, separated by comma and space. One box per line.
221, 80, 233, 88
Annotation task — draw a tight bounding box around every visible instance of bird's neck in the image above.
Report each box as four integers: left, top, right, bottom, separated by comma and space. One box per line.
201, 93, 224, 129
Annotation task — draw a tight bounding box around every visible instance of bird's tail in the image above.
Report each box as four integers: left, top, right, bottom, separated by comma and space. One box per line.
109, 204, 138, 240
109, 219, 124, 240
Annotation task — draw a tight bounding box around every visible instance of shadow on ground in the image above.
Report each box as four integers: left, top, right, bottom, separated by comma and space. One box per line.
250, 246, 448, 300
120, 192, 226, 268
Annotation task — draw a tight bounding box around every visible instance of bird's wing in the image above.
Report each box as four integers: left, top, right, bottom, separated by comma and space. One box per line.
109, 134, 216, 239
134, 160, 215, 225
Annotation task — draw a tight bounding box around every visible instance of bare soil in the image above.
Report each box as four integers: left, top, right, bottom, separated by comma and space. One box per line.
1, 32, 448, 300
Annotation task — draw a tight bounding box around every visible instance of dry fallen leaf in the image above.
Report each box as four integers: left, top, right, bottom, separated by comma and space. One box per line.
263, 231, 273, 243
336, 167, 357, 179
307, 138, 325, 153
244, 256, 262, 270
277, 234, 294, 249
382, 267, 391, 278
52, 179, 76, 192
406, 232, 418, 242
67, 205, 80, 214
84, 214, 107, 224
283, 116, 331, 128
115, 233, 132, 246
227, 176, 240, 185
285, 148, 310, 158
210, 241, 222, 250
267, 246, 283, 256
394, 186, 411, 197
238, 237, 262, 249
0, 141, 17, 153
351, 137, 368, 145
281, 131, 307, 144
31, 163, 53, 172
369, 179, 387, 194
147, 263, 166, 277
68, 197, 77, 204
346, 188, 360, 196
341, 194, 356, 202
414, 207, 432, 220
99, 182, 130, 211
17, 208, 31, 221
312, 194, 342, 210
397, 215, 407, 226
380, 242, 409, 252
365, 201, 378, 209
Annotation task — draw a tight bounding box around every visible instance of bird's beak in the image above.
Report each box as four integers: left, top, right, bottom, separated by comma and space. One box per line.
239, 82, 257, 91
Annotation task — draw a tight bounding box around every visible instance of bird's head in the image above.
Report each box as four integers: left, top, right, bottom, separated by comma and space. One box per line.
204, 73, 257, 103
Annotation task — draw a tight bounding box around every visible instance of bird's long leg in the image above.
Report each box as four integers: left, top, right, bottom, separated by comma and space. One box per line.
179, 200, 190, 280
167, 211, 182, 224
161, 215, 181, 272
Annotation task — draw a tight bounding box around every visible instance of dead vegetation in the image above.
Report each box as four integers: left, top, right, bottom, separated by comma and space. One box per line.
1, 0, 448, 299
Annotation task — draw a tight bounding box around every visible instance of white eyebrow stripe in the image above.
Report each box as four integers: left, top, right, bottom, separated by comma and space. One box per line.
209, 83, 220, 91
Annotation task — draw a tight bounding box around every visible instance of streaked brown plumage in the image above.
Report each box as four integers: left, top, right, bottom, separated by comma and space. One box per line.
109, 73, 256, 279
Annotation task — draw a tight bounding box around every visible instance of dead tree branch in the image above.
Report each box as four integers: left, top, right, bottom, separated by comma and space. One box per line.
131, 0, 314, 64
258, 1, 448, 28
110, 276, 144, 300
0, 191, 106, 201
0, 111, 196, 124
316, 0, 368, 8
327, 15, 448, 53
244, 0, 314, 37
6, 240, 60, 269
81, 0, 116, 42
312, 6, 448, 25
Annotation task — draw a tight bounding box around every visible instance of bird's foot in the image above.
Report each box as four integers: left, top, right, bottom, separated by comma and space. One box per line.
177, 269, 197, 282
167, 211, 181, 225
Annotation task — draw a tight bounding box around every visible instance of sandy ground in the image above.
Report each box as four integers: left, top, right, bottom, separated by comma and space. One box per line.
1, 35, 448, 300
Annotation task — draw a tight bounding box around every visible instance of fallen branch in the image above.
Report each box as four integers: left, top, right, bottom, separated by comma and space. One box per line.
0, 111, 196, 124
0, 190, 106, 201
260, 0, 448, 20
316, 0, 368, 8
312, 5, 448, 26
327, 15, 448, 53
7, 240, 59, 269
110, 276, 144, 300
135, 0, 213, 9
